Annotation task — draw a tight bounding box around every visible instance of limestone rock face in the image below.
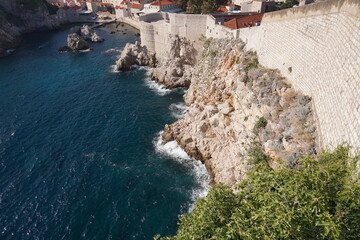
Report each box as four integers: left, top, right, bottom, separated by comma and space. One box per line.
90, 32, 104, 43
161, 38, 317, 186
67, 33, 89, 50
66, 25, 104, 51
80, 25, 104, 42
150, 35, 197, 88
115, 42, 156, 71
0, 0, 60, 54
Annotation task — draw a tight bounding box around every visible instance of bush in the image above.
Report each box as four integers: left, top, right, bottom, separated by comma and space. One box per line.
253, 116, 267, 134
44, 1, 58, 15
16, 0, 42, 11
0, 9, 7, 25
244, 57, 259, 71
247, 142, 269, 165
279, 0, 299, 10
158, 146, 360, 239
208, 50, 217, 57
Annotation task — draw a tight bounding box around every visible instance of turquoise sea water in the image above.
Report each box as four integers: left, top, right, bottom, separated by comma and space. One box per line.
0, 23, 209, 240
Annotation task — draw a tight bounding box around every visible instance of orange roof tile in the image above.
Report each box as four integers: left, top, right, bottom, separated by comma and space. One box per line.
224, 13, 264, 29
217, 7, 228, 12
150, 0, 175, 6
131, 3, 142, 9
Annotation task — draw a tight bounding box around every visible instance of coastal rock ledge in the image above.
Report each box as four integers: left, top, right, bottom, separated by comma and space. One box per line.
115, 41, 156, 71
160, 38, 317, 186
66, 26, 104, 51
149, 35, 198, 88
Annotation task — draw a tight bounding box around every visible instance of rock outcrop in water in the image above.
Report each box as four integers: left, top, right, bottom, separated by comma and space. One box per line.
115, 41, 156, 71
0, 0, 59, 56
65, 26, 104, 51
67, 33, 89, 51
160, 38, 317, 185
149, 36, 197, 88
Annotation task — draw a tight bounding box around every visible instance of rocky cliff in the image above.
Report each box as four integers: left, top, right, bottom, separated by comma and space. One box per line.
159, 38, 317, 185
0, 0, 59, 55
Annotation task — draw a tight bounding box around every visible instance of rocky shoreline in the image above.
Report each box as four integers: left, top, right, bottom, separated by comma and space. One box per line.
0, 0, 60, 56
116, 37, 317, 186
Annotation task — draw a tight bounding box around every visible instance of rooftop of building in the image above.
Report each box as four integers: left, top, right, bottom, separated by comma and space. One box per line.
224, 13, 264, 29
150, 0, 175, 6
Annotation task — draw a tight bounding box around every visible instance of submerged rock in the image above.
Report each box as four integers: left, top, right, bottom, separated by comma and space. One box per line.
58, 46, 71, 52
115, 41, 156, 71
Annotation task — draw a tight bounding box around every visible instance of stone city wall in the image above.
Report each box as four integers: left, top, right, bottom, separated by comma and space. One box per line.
139, 13, 207, 58
138, 0, 360, 151
236, 0, 360, 151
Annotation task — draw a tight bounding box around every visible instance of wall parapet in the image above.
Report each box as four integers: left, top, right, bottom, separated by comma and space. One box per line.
263, 0, 360, 23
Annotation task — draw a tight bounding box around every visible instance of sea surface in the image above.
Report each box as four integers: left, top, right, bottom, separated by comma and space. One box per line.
0, 23, 209, 240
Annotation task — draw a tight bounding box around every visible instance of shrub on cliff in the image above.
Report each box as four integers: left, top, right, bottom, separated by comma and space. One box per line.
16, 0, 57, 13
156, 146, 360, 239
0, 9, 7, 25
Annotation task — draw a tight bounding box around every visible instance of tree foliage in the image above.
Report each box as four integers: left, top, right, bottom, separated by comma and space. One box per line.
158, 146, 360, 239
179, 0, 229, 14
279, 0, 299, 10
16, 0, 58, 14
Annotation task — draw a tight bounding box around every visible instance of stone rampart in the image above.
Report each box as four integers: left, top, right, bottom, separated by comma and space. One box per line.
236, 0, 360, 151
139, 13, 207, 59
138, 0, 360, 151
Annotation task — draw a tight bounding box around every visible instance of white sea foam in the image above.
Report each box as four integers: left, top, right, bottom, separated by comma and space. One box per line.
169, 102, 187, 119
109, 65, 120, 73
102, 48, 122, 54
153, 131, 210, 212
144, 77, 173, 96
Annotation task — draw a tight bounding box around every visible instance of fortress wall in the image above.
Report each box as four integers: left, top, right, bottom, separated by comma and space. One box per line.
237, 0, 360, 150
139, 0, 360, 150
168, 14, 207, 41
140, 13, 207, 59
206, 15, 233, 39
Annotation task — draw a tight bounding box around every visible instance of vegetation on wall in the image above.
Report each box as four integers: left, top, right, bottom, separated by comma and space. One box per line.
156, 146, 360, 239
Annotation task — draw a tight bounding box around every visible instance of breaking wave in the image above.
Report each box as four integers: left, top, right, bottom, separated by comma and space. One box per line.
169, 102, 187, 119
109, 65, 120, 73
144, 77, 173, 96
153, 131, 210, 211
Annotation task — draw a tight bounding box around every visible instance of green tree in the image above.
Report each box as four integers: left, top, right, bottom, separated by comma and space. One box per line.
176, 0, 188, 11
158, 146, 360, 239
280, 0, 299, 10
201, 0, 217, 14
186, 0, 202, 13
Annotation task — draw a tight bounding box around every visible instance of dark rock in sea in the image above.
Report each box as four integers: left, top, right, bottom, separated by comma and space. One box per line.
111, 31, 115, 34
67, 33, 89, 50
135, 33, 140, 37
58, 46, 71, 52
123, 33, 126, 35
